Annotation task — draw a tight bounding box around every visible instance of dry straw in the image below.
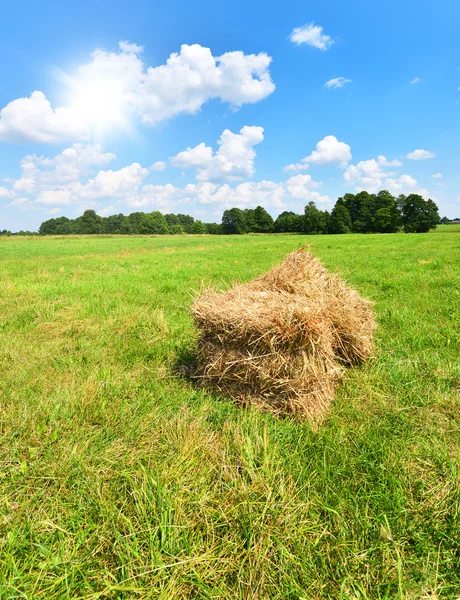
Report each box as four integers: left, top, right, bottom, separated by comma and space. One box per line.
191, 248, 376, 423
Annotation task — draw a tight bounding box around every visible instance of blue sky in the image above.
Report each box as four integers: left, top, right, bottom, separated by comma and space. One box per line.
1, 0, 459, 230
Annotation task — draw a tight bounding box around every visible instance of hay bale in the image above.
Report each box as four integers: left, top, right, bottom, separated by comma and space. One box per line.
191, 248, 376, 422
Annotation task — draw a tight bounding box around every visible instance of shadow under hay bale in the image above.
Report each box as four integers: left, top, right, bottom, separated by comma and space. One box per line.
191, 248, 376, 424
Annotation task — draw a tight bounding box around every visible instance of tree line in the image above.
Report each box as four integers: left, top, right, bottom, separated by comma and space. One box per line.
1, 190, 441, 236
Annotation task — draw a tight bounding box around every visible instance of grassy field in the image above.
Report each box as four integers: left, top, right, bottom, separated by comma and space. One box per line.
0, 231, 459, 599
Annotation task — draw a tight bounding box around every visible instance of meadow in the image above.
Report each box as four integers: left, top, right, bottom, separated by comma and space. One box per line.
0, 230, 459, 599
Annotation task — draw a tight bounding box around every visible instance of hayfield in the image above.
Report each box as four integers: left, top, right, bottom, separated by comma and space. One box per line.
0, 231, 459, 599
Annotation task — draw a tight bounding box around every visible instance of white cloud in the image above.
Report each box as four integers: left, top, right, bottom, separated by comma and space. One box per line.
0, 186, 15, 198
406, 149, 435, 160
170, 126, 264, 182
285, 135, 351, 172
378, 155, 402, 167
432, 172, 442, 178
47, 207, 62, 215
0, 91, 90, 144
410, 77, 420, 84
0, 43, 275, 144
384, 174, 417, 194
77, 163, 149, 200
150, 161, 167, 171
97, 205, 116, 216
325, 77, 351, 89
1, 142, 331, 218
289, 23, 334, 50
344, 159, 386, 192
344, 155, 406, 192
170, 142, 213, 170
118, 41, 143, 54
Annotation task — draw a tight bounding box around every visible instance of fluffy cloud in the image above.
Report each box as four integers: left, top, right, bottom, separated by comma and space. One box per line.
170, 126, 264, 182
0, 42, 275, 144
344, 155, 430, 195
285, 135, 351, 172
0, 91, 90, 144
384, 174, 417, 193
118, 40, 144, 54
289, 23, 334, 50
150, 161, 167, 171
344, 155, 404, 192
410, 77, 420, 84
325, 77, 351, 89
406, 149, 435, 160
432, 173, 442, 178
1, 142, 330, 217
170, 143, 213, 170
377, 155, 402, 167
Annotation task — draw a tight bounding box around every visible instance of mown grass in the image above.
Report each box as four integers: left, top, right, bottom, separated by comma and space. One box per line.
0, 231, 459, 599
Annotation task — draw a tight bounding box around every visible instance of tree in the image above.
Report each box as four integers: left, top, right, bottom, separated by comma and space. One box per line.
373, 190, 400, 233
252, 206, 274, 233
78, 210, 103, 234
176, 214, 195, 234
329, 203, 352, 234
205, 223, 222, 234
103, 213, 131, 234
191, 220, 207, 234
399, 194, 440, 233
138, 211, 169, 234
304, 201, 321, 234
168, 224, 184, 235
342, 191, 375, 233
317, 210, 331, 234
222, 208, 248, 234
273, 211, 303, 233
440, 216, 451, 225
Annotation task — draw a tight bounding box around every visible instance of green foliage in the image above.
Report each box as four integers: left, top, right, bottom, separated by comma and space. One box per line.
329, 203, 352, 233
222, 207, 248, 234
205, 222, 222, 235
399, 194, 440, 233
191, 219, 207, 234
138, 211, 169, 234
79, 210, 103, 234
0, 233, 458, 598
252, 205, 274, 233
35, 191, 440, 237
274, 211, 304, 233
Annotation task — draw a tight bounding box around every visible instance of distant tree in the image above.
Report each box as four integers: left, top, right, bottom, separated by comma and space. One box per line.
78, 210, 103, 234
168, 224, 184, 235
440, 216, 451, 225
317, 210, 331, 234
252, 206, 274, 233
304, 201, 321, 234
373, 190, 400, 233
165, 214, 181, 228
138, 211, 169, 234
128, 212, 146, 234
243, 209, 256, 233
273, 211, 303, 233
191, 219, 207, 234
0, 229, 12, 236
341, 191, 374, 233
222, 208, 248, 234
399, 194, 440, 233
205, 222, 222, 234
103, 213, 131, 234
176, 214, 195, 234
329, 203, 352, 234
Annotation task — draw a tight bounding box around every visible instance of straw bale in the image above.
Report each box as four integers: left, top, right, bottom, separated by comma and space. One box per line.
191, 248, 375, 422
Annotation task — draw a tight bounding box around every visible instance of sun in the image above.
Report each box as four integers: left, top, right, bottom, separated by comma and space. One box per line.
61, 71, 134, 138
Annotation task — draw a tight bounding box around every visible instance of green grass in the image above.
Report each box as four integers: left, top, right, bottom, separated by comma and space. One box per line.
0, 232, 459, 599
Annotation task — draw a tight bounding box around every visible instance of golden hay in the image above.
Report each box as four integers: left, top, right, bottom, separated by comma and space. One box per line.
191, 248, 376, 423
